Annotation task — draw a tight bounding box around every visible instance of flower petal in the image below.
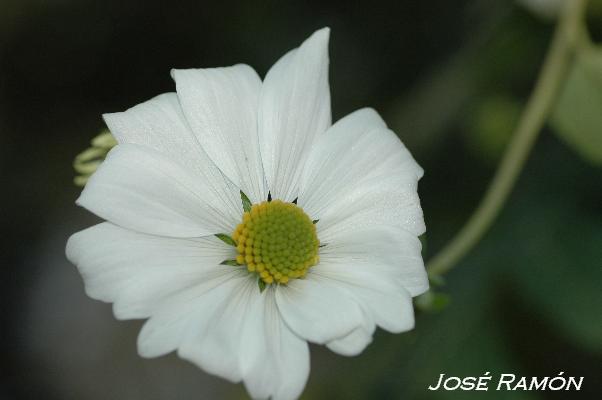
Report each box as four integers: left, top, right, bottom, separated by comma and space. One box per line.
297, 107, 425, 237
240, 287, 310, 400
65, 222, 236, 320
313, 263, 416, 334
326, 319, 375, 357
78, 143, 239, 237
175, 273, 256, 382
311, 226, 426, 333
319, 225, 428, 297
136, 270, 243, 359
103, 92, 242, 221
316, 175, 425, 239
275, 274, 365, 344
258, 28, 332, 201
297, 107, 385, 213
172, 65, 267, 203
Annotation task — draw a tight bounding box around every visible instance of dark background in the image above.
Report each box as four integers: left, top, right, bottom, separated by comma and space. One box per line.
1, 0, 601, 399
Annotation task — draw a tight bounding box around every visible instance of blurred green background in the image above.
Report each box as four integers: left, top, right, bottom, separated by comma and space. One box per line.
1, 0, 601, 399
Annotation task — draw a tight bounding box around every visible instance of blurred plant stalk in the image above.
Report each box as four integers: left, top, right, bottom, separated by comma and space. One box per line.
427, 0, 589, 278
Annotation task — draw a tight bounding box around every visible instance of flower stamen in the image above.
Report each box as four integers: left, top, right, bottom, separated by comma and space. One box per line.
233, 200, 319, 285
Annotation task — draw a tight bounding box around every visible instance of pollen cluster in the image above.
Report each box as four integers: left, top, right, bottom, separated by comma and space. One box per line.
233, 200, 319, 285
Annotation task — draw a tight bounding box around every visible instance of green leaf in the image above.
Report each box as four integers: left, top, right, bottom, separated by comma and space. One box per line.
258, 278, 266, 293
220, 259, 239, 266
215, 233, 236, 246
240, 190, 252, 212
496, 142, 602, 352
506, 198, 602, 352
551, 47, 602, 165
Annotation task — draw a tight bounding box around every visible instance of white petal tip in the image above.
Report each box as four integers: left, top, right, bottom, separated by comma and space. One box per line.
306, 27, 331, 48
327, 336, 373, 357
101, 112, 115, 124
136, 336, 165, 359
389, 316, 416, 334
314, 26, 331, 37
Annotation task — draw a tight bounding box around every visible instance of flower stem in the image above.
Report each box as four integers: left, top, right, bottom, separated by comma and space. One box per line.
426, 0, 589, 278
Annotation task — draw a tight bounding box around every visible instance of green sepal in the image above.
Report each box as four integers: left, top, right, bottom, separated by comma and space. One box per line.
258, 278, 267, 293
215, 233, 236, 246
312, 219, 319, 224
220, 259, 239, 266
240, 190, 252, 212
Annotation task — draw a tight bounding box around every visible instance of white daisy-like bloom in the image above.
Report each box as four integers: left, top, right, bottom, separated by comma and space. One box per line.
66, 28, 428, 400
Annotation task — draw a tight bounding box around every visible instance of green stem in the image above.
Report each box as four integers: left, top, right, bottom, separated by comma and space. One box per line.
426, 0, 588, 278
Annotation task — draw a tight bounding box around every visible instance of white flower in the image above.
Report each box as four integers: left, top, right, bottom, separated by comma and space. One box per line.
66, 28, 428, 400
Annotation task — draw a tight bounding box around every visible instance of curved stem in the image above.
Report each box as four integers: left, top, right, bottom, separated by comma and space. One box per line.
426, 0, 588, 278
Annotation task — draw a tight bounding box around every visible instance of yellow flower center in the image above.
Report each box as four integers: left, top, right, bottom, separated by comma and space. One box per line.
233, 200, 319, 285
